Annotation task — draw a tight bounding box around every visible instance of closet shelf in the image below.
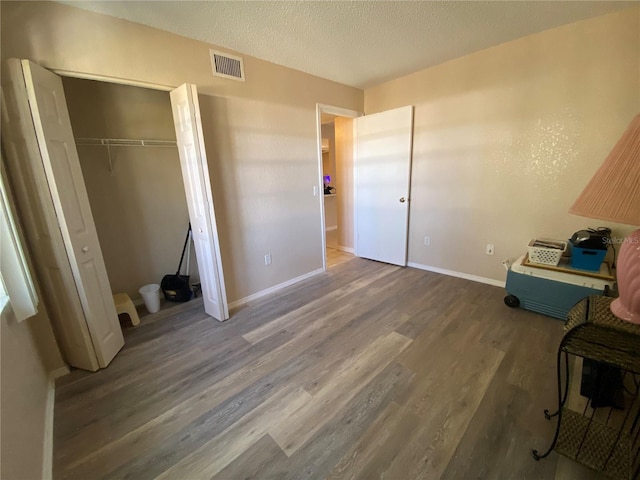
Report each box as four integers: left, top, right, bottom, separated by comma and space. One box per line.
74, 138, 177, 175
75, 138, 177, 147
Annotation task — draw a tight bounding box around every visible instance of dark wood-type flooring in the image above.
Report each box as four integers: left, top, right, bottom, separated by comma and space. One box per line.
54, 256, 583, 479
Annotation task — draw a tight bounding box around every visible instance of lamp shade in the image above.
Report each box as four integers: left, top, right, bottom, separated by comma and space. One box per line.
569, 114, 640, 226
569, 113, 640, 323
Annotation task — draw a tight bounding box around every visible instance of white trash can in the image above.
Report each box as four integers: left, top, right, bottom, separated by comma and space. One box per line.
138, 283, 161, 313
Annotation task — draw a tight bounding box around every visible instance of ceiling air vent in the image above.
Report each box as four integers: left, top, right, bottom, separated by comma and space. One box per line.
210, 49, 245, 82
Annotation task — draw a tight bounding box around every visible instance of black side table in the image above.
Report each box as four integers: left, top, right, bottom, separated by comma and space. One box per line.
532, 295, 640, 479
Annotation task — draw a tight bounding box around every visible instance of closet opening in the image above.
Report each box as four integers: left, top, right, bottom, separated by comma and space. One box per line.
62, 77, 202, 322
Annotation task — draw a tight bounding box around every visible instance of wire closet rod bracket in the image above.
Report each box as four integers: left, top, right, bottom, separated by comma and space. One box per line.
75, 138, 177, 147
74, 138, 177, 175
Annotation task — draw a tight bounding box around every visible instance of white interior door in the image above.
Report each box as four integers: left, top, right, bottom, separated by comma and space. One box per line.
170, 84, 229, 321
354, 105, 414, 266
1, 60, 99, 371
2, 59, 124, 369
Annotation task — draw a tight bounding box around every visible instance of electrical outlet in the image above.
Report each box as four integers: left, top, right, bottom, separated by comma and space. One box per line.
486, 244, 494, 256
264, 253, 272, 266
424, 236, 431, 246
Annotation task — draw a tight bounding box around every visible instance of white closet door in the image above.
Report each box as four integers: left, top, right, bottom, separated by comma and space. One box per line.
1, 59, 99, 370
170, 84, 229, 321
21, 59, 123, 368
354, 105, 414, 266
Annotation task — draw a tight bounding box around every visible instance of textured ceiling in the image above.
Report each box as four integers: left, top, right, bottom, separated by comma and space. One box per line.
57, 1, 637, 89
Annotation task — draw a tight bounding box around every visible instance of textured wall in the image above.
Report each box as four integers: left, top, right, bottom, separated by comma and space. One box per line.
335, 117, 355, 250
1, 1, 363, 303
365, 7, 640, 282
63, 77, 199, 301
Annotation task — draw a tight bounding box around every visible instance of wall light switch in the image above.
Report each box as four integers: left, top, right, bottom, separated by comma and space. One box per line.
264, 253, 272, 266
313, 185, 318, 196
486, 244, 494, 256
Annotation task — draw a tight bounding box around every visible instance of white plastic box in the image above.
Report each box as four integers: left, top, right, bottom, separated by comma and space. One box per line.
527, 239, 567, 266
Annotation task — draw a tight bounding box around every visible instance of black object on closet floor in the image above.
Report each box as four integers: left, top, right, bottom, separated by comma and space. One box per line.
161, 224, 193, 302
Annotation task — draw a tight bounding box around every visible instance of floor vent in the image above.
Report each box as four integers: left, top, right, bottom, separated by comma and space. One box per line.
210, 50, 245, 82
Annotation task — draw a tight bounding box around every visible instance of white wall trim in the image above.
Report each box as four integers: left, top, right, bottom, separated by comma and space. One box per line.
43, 366, 70, 480
407, 262, 506, 288
51, 366, 70, 379
336, 245, 355, 254
52, 69, 175, 91
316, 103, 363, 119
325, 225, 338, 232
229, 268, 324, 309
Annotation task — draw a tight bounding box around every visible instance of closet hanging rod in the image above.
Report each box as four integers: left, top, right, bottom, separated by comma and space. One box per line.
75, 138, 177, 147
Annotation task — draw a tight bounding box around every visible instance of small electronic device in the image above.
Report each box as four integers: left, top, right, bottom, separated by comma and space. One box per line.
569, 228, 610, 250
569, 227, 611, 271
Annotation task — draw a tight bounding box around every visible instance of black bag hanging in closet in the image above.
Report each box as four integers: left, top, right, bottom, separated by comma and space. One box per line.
161, 224, 193, 302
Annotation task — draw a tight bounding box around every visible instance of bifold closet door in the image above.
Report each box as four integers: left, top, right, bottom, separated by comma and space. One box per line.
1, 59, 124, 370
170, 84, 229, 321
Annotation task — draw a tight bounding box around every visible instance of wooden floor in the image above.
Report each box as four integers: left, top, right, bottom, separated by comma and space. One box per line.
326, 246, 354, 268
54, 257, 594, 479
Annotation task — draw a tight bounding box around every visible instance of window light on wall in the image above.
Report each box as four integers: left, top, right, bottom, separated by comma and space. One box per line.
0, 160, 38, 322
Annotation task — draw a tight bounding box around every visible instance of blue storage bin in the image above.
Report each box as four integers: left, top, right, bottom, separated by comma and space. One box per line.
505, 255, 614, 319
570, 246, 607, 271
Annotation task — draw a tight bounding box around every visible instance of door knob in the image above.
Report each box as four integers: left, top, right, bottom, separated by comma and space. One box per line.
399, 197, 406, 203
82, 246, 89, 253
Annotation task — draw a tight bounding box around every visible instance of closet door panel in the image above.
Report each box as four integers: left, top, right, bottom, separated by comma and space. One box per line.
1, 59, 99, 370
170, 84, 228, 321
21, 59, 124, 367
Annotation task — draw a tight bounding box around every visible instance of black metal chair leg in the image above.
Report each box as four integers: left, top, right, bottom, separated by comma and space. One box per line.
544, 351, 570, 419
533, 345, 565, 460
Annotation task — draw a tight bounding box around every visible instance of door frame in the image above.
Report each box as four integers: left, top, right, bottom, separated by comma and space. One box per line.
315, 103, 361, 271
53, 68, 175, 92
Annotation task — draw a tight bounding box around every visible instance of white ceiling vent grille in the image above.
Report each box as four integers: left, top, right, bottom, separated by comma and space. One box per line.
210, 50, 245, 82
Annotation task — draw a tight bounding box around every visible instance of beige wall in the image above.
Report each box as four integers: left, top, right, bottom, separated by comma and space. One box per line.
335, 117, 355, 250
324, 196, 338, 230
365, 7, 640, 282
321, 123, 337, 185
1, 1, 363, 303
1, 308, 54, 479
63, 77, 199, 301
1, 163, 65, 479
321, 123, 337, 229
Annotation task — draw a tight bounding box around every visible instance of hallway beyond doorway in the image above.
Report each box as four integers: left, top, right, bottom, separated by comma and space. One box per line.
326, 246, 354, 268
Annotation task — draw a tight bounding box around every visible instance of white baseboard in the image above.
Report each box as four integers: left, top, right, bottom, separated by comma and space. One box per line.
228, 268, 324, 309
407, 262, 506, 288
336, 245, 355, 254
43, 366, 70, 480
325, 225, 338, 232
51, 366, 70, 379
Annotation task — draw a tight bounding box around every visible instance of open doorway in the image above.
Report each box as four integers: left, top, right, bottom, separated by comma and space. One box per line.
317, 104, 415, 271
62, 77, 197, 316
316, 104, 360, 270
